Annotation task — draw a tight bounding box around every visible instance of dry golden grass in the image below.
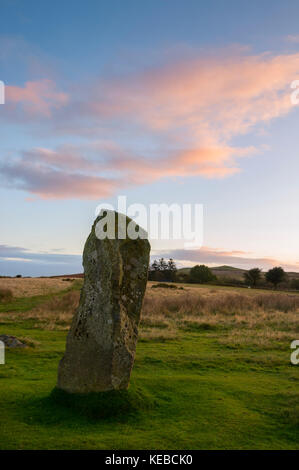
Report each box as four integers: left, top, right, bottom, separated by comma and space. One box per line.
0, 277, 74, 298
141, 284, 299, 344
1, 280, 298, 349
0, 287, 13, 302
1, 290, 81, 330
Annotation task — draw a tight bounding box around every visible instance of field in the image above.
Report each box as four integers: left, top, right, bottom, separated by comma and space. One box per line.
0, 278, 298, 449
0, 277, 72, 298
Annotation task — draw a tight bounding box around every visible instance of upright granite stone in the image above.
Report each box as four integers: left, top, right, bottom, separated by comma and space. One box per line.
57, 211, 150, 393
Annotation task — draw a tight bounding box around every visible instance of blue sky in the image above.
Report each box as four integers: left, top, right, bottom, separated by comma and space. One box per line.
1, 0, 299, 276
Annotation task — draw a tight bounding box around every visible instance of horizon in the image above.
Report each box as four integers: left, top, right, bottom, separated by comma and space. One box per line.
1, 262, 298, 279
1, 0, 299, 276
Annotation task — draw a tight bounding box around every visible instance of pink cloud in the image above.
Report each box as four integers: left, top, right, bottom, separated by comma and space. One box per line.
88, 52, 299, 136
157, 246, 299, 271
0, 154, 120, 200
2, 49, 299, 198
6, 79, 68, 116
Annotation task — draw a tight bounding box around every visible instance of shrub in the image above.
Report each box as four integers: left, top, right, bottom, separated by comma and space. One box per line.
265, 267, 286, 289
243, 268, 262, 287
151, 283, 183, 290
0, 288, 13, 302
189, 265, 215, 284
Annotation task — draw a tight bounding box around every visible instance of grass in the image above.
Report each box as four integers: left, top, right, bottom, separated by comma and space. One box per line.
0, 288, 13, 302
0, 277, 78, 298
0, 280, 298, 449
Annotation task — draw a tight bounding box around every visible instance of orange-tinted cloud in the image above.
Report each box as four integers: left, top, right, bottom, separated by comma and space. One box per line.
0, 147, 120, 199
156, 246, 299, 271
0, 141, 252, 200
2, 49, 299, 198
6, 79, 68, 116
89, 52, 299, 135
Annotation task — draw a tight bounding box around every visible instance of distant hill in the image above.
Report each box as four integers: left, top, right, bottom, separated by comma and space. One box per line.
210, 266, 247, 280
178, 265, 299, 281
212, 265, 245, 271
178, 265, 246, 280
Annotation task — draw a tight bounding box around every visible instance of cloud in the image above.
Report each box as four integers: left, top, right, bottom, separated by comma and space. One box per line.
0, 244, 80, 263
155, 246, 299, 271
1, 243, 298, 276
0, 141, 255, 199
0, 244, 82, 277
2, 48, 299, 198
5, 79, 68, 117
0, 148, 121, 199
88, 52, 299, 135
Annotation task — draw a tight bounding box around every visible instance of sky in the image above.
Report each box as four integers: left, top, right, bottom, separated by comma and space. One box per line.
1, 0, 299, 276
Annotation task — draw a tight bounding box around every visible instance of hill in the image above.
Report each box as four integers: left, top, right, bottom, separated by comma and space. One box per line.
178, 265, 246, 280
178, 265, 299, 281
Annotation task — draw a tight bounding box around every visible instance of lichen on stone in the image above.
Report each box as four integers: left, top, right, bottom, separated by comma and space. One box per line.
57, 211, 150, 393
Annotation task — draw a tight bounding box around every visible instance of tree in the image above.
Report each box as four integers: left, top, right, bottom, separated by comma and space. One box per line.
148, 258, 177, 282
265, 266, 286, 289
158, 258, 168, 271
167, 258, 176, 272
151, 260, 159, 272
189, 264, 215, 284
167, 258, 177, 281
148, 259, 160, 281
243, 268, 262, 287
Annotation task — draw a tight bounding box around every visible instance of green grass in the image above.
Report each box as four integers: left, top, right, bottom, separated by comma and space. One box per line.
0, 287, 298, 449
0, 279, 82, 314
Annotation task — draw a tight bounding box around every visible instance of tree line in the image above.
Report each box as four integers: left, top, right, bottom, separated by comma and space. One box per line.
243, 266, 290, 289
148, 258, 177, 282
148, 260, 299, 290
148, 259, 217, 284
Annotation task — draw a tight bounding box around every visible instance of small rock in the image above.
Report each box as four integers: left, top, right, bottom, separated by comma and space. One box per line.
0, 335, 26, 348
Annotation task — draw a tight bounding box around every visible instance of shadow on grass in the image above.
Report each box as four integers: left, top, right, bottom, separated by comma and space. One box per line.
19, 386, 155, 426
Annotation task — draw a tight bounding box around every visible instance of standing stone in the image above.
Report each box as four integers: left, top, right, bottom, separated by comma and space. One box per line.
57, 211, 150, 393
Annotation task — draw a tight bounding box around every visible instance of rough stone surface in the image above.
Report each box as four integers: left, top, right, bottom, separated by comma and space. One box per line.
57, 211, 150, 393
0, 335, 26, 348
